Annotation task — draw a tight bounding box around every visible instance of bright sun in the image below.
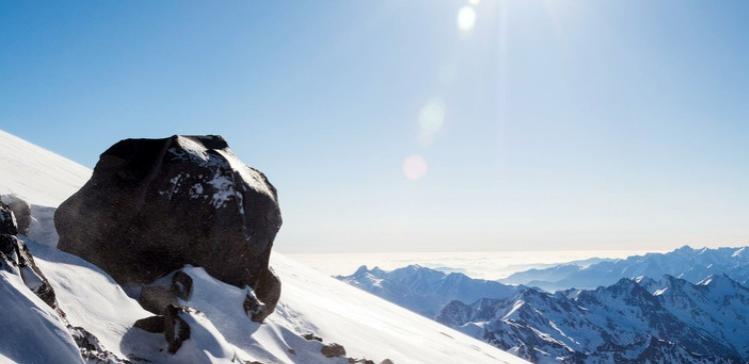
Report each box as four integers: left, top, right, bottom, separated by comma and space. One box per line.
457, 5, 477, 32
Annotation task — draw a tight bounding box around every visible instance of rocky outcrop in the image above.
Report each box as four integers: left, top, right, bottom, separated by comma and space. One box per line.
134, 304, 192, 355
69, 326, 129, 364
171, 271, 192, 300
137, 269, 195, 315
1, 203, 57, 308
1, 204, 128, 363
138, 285, 177, 315
164, 305, 191, 354
321, 343, 346, 358
133, 316, 165, 333
300, 332, 393, 364
0, 203, 18, 235
1, 194, 31, 235
55, 135, 282, 316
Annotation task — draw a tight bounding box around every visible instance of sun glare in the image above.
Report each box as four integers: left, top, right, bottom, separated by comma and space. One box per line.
457, 5, 477, 32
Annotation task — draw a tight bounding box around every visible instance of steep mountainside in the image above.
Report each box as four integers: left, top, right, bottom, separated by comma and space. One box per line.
338, 265, 518, 317
0, 129, 527, 364
438, 275, 749, 364
501, 245, 749, 291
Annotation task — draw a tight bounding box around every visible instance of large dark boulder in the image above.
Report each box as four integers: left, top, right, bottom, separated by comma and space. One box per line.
55, 135, 282, 312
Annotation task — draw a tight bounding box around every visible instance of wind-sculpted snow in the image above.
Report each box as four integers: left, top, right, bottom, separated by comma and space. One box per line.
338, 264, 518, 317
0, 270, 84, 364
437, 275, 749, 363
502, 245, 749, 291
28, 240, 153, 359
0, 129, 90, 207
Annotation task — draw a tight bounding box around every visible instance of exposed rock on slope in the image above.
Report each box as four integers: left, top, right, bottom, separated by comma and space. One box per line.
1, 194, 31, 234
1, 202, 57, 309
1, 201, 126, 363
55, 135, 283, 317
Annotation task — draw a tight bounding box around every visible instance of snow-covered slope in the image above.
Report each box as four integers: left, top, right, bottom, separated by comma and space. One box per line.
0, 269, 83, 364
0, 129, 90, 206
0, 129, 526, 364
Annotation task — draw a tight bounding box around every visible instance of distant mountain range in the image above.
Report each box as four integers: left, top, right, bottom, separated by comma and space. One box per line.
438, 274, 749, 363
501, 245, 749, 291
337, 265, 518, 317
339, 245, 749, 363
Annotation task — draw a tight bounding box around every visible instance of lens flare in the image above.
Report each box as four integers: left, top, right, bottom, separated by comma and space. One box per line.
418, 100, 445, 133
457, 6, 477, 32
403, 155, 428, 181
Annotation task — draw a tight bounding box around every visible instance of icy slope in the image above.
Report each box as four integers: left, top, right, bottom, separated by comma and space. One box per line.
271, 256, 522, 364
0, 129, 527, 364
0, 270, 83, 364
0, 129, 90, 206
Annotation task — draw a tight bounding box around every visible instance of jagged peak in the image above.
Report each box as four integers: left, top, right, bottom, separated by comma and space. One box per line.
353, 265, 370, 276
672, 245, 696, 254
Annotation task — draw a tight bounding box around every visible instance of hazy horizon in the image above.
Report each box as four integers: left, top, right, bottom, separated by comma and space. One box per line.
3, 1, 749, 253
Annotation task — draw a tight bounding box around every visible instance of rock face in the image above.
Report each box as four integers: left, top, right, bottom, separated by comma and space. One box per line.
1, 203, 57, 308
55, 135, 282, 312
0, 203, 18, 235
164, 305, 191, 354
320, 343, 346, 358
1, 203, 127, 362
1, 194, 31, 235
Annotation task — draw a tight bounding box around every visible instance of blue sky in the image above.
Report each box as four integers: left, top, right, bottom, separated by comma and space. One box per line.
2, 1, 749, 253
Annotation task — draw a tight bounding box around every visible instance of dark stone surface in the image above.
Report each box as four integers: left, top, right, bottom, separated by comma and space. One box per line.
0, 231, 57, 309
171, 271, 192, 300
0, 234, 17, 261
347, 359, 375, 364
133, 316, 165, 333
302, 333, 323, 342
321, 343, 346, 358
243, 290, 269, 323
164, 305, 190, 354
69, 326, 130, 364
55, 135, 282, 312
138, 285, 176, 315
252, 267, 281, 320
0, 203, 18, 235
1, 195, 31, 235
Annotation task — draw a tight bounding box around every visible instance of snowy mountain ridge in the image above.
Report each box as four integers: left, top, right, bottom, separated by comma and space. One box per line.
501, 245, 749, 291
437, 274, 749, 363
0, 129, 527, 364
